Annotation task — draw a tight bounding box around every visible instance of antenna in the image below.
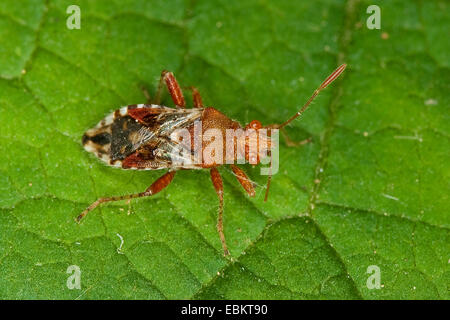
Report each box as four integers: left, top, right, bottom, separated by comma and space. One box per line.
276, 64, 347, 129
264, 64, 347, 202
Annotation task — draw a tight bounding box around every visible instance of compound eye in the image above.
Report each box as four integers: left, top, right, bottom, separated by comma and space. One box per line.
248, 120, 262, 130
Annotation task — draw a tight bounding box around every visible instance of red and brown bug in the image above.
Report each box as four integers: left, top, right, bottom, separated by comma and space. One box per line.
78, 64, 347, 256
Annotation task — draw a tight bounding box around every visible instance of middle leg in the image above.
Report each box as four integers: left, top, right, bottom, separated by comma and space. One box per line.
140, 85, 152, 104
185, 86, 204, 108
210, 167, 229, 256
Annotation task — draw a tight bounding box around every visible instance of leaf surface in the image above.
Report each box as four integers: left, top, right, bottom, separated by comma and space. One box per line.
0, 0, 448, 299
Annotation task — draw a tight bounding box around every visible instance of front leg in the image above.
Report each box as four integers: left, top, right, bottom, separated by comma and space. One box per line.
266, 124, 312, 147
231, 165, 255, 197
281, 128, 312, 147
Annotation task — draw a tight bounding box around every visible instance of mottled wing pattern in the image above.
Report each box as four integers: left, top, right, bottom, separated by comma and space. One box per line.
82, 104, 203, 170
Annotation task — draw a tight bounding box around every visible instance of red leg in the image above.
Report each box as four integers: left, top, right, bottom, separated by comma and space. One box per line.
210, 167, 229, 256
155, 70, 186, 108
77, 171, 176, 222
186, 86, 204, 108
265, 125, 312, 147
231, 165, 255, 197
281, 128, 312, 147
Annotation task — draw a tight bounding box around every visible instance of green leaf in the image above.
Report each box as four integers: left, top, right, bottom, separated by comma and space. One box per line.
0, 0, 448, 300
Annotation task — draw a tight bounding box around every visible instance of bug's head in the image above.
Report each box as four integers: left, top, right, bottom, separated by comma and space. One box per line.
243, 64, 347, 202
242, 120, 274, 166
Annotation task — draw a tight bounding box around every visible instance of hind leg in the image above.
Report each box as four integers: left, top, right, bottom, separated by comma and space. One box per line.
77, 171, 176, 222
155, 71, 186, 108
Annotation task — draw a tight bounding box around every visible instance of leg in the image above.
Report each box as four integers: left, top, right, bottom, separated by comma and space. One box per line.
281, 128, 312, 147
155, 70, 186, 108
231, 165, 255, 197
186, 86, 204, 108
77, 171, 176, 222
140, 85, 152, 104
210, 168, 229, 256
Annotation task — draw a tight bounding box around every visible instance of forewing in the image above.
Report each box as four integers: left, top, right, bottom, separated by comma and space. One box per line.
82, 104, 202, 170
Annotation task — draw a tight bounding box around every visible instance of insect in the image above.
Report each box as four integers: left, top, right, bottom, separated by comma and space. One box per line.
78, 64, 347, 256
